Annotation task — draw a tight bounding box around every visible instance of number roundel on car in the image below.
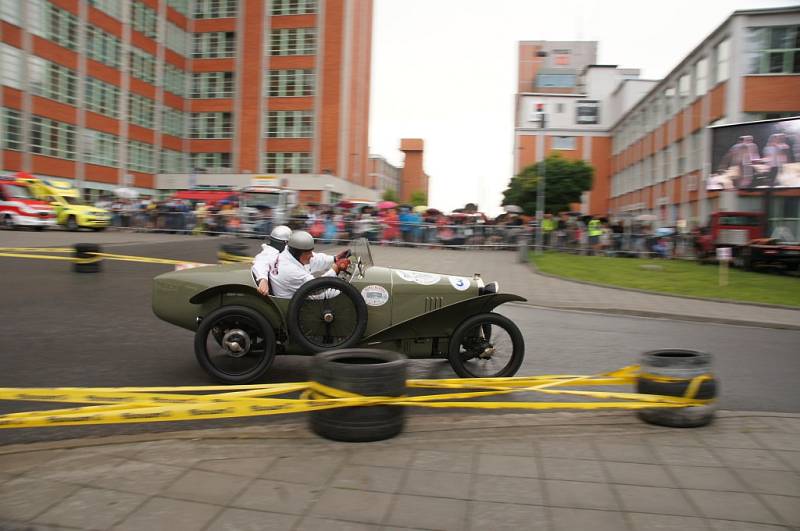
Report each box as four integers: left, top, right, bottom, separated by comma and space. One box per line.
448, 276, 470, 291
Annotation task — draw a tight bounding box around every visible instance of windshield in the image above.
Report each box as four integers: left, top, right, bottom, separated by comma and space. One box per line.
350, 238, 374, 268
63, 196, 86, 206
241, 192, 280, 209
719, 216, 760, 226
3, 184, 33, 199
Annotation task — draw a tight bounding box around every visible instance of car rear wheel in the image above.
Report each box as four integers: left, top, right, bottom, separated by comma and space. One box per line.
194, 305, 276, 384
2, 214, 14, 230
66, 216, 79, 231
448, 312, 524, 378
287, 277, 368, 353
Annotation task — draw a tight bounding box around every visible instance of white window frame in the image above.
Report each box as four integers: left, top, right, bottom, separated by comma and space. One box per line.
269, 28, 316, 56
552, 136, 576, 150
264, 152, 311, 173
265, 110, 313, 138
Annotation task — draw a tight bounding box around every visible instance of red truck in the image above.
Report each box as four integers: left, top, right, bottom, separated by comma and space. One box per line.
0, 175, 56, 230
694, 211, 765, 266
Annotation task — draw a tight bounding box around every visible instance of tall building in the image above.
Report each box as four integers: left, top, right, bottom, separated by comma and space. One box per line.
514, 7, 800, 227
0, 0, 375, 203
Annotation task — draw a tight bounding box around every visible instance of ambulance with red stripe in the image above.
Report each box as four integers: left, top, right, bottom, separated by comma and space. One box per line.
0, 175, 56, 230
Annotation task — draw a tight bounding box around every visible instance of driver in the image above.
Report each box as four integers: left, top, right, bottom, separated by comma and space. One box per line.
252, 225, 292, 295
269, 231, 351, 298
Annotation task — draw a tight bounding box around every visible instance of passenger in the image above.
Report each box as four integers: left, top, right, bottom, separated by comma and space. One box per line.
252, 225, 292, 295
269, 231, 351, 298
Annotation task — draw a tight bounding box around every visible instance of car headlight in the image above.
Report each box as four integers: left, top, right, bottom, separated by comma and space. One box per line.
479, 281, 499, 295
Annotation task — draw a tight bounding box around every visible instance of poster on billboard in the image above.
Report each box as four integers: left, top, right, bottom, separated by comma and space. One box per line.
708, 116, 800, 191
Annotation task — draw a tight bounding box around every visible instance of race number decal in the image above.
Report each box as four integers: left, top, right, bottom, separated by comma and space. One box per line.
448, 276, 470, 291
395, 270, 441, 286
361, 285, 389, 306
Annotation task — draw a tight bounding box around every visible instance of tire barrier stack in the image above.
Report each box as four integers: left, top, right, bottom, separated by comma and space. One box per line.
73, 243, 103, 273
636, 349, 717, 427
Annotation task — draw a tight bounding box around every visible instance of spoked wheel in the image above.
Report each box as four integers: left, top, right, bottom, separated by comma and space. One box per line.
287, 277, 367, 353
448, 312, 525, 378
194, 305, 276, 383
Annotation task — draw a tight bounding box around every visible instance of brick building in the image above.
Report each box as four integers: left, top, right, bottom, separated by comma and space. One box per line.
0, 0, 376, 203
368, 138, 429, 202
514, 6, 800, 229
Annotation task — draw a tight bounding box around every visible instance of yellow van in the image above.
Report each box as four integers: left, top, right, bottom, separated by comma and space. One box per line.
25, 178, 111, 231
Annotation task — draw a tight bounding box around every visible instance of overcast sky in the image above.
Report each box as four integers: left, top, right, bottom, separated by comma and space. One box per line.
367, 0, 795, 214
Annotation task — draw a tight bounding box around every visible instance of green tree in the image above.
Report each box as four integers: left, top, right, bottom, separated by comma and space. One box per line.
381, 188, 398, 202
409, 190, 427, 207
501, 154, 593, 215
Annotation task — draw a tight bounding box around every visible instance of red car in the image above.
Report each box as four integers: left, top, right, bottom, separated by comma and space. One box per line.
0, 176, 56, 230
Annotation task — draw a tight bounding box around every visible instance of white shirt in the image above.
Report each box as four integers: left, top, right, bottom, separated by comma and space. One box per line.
269, 248, 335, 298
309, 252, 334, 275
251, 243, 279, 282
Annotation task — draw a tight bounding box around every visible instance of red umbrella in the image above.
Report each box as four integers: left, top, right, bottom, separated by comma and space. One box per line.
377, 200, 398, 210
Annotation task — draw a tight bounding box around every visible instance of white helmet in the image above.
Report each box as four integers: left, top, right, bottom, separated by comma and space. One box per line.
288, 230, 315, 251
269, 225, 291, 242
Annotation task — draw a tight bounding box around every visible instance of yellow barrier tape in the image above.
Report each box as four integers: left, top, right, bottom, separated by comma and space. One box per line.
0, 366, 713, 429
0, 250, 209, 267
0, 247, 74, 253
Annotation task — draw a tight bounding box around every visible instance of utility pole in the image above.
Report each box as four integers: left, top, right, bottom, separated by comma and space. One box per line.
534, 103, 547, 254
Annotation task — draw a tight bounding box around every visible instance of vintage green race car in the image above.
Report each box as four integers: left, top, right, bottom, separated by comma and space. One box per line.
152, 239, 526, 383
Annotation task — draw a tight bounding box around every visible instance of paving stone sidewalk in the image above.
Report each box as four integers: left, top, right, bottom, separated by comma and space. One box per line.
1, 411, 799, 530
367, 246, 800, 330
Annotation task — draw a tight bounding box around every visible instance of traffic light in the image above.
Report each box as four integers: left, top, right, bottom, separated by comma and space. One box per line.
534, 103, 547, 129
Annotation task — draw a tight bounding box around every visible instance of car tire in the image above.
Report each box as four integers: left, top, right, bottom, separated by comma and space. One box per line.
194, 305, 276, 384
287, 277, 368, 353
66, 216, 79, 231
2, 214, 15, 230
636, 349, 717, 428
309, 349, 407, 442
448, 312, 525, 378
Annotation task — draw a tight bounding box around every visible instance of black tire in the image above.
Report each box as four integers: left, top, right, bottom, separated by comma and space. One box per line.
194, 305, 276, 384
34, 226, 45, 231
73, 243, 102, 273
637, 349, 717, 428
66, 216, 79, 231
287, 277, 368, 353
448, 312, 525, 378
309, 349, 407, 442
2, 214, 14, 230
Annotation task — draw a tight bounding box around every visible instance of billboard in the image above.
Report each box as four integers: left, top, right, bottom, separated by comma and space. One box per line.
708, 116, 800, 190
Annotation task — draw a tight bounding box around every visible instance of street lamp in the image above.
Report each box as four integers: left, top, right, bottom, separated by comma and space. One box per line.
534, 102, 547, 254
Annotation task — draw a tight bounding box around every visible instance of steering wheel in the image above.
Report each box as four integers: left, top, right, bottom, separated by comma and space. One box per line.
337, 255, 362, 283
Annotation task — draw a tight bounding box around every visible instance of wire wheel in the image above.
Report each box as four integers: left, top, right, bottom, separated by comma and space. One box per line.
288, 277, 368, 353
194, 305, 276, 383
448, 313, 525, 378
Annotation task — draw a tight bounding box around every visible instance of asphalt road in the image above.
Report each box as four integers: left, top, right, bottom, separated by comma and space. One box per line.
1, 232, 798, 445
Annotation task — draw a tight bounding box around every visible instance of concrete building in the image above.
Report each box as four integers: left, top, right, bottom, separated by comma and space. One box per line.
514, 7, 800, 226
368, 138, 430, 202
367, 154, 400, 197
0, 0, 376, 203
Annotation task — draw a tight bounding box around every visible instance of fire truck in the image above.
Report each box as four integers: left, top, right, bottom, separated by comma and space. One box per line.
0, 175, 56, 230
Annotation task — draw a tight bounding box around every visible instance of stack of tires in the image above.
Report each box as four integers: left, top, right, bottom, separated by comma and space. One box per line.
310, 349, 407, 442
636, 349, 717, 428
73, 243, 102, 273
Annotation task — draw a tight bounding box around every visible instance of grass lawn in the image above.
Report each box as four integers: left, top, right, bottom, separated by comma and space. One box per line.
531, 251, 800, 307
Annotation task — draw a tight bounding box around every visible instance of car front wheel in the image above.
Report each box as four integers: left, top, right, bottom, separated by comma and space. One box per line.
194, 305, 276, 384
448, 312, 525, 378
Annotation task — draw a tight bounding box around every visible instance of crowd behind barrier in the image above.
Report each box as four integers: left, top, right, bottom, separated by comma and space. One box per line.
97, 197, 696, 257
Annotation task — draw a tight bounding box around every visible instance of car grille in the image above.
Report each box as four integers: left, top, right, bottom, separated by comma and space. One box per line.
424, 296, 443, 313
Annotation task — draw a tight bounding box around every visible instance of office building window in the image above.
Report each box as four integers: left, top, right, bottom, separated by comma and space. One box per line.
714, 38, 729, 83
270, 28, 316, 56
552, 136, 576, 150
91, 0, 123, 19
163, 63, 186, 97
537, 74, 576, 88
45, 3, 79, 50
266, 111, 313, 138
29, 56, 77, 105
271, 0, 317, 15
161, 148, 185, 173
193, 0, 237, 18
85, 77, 120, 118
747, 25, 800, 74
267, 69, 315, 96
190, 152, 231, 170
576, 100, 599, 124
83, 130, 119, 167
1, 44, 22, 89
162, 107, 186, 137
166, 22, 188, 56
695, 57, 708, 97
167, 0, 190, 17
678, 73, 690, 105
86, 26, 122, 68
191, 72, 234, 98
130, 48, 157, 84
1, 108, 22, 150
677, 139, 686, 175
30, 115, 76, 159
264, 152, 311, 173
127, 140, 155, 173
192, 32, 236, 58
0, 0, 20, 25
190, 112, 233, 138
663, 86, 675, 116
128, 93, 156, 128
131, 1, 157, 38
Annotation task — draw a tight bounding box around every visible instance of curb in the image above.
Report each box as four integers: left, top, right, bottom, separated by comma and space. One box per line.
1, 410, 797, 455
